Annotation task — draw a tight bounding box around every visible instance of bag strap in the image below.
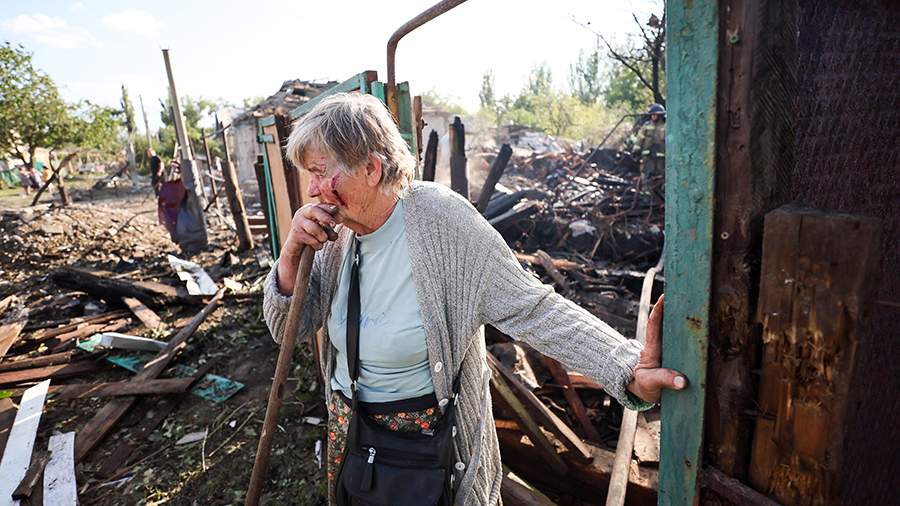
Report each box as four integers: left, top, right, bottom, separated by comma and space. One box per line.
345, 237, 463, 405
346, 239, 362, 390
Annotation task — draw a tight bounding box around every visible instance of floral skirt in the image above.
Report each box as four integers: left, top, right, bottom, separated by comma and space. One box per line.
326, 391, 441, 505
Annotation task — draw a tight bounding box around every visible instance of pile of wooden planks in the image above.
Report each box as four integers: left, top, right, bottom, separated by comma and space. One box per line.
0, 266, 232, 504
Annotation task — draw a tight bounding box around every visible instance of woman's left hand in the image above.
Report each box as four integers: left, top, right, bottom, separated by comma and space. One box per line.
626, 295, 688, 403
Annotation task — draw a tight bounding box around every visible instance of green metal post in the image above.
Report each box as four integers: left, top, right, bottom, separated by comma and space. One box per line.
659, 1, 718, 505
257, 128, 281, 258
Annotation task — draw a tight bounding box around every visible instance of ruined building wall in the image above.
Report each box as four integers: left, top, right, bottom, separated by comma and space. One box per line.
793, 1, 900, 503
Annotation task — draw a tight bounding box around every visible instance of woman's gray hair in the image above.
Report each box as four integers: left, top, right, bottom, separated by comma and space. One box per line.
285, 93, 415, 193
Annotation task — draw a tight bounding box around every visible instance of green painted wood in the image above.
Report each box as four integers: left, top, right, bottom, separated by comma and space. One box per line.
257, 133, 275, 143
258, 115, 276, 127
289, 70, 377, 119
371, 81, 386, 104
257, 124, 281, 258
396, 82, 419, 179
660, 1, 718, 505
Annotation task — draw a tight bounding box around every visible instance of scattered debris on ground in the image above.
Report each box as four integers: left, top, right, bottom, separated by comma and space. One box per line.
0, 139, 664, 505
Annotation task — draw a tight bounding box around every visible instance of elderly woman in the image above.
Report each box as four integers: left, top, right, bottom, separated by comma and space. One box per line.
263, 93, 685, 505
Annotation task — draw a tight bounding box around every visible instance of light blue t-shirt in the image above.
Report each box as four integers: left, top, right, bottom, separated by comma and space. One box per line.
328, 200, 434, 402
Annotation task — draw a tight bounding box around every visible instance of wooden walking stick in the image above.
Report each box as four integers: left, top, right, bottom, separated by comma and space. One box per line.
245, 245, 316, 506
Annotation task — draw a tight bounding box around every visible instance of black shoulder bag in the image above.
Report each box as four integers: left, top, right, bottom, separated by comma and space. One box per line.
335, 240, 460, 506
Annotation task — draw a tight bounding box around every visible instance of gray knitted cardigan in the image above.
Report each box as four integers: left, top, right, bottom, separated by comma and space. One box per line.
263, 181, 647, 506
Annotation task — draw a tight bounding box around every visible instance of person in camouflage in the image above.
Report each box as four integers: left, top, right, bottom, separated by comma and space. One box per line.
632, 103, 666, 181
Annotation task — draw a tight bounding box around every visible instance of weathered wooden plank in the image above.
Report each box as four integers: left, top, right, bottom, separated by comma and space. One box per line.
749, 207, 880, 505
5, 378, 193, 401
0, 380, 49, 506
122, 297, 162, 330
496, 427, 659, 505
700, 466, 780, 506
500, 466, 557, 506
47, 318, 131, 353
541, 356, 602, 444
0, 351, 75, 373
28, 310, 129, 342
260, 122, 294, 256
0, 398, 15, 458
488, 353, 591, 462
0, 305, 28, 361
489, 359, 568, 476
0, 361, 101, 388
50, 267, 193, 308
660, 1, 719, 504
43, 432, 76, 505
73, 289, 224, 462
608, 267, 660, 506
706, 0, 796, 481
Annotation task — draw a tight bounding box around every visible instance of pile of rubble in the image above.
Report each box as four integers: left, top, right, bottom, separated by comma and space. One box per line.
0, 202, 301, 504
478, 146, 664, 504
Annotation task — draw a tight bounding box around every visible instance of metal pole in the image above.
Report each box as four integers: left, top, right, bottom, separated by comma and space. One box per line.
386, 0, 468, 118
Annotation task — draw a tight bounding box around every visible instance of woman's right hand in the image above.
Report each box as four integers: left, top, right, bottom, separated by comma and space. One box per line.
276, 203, 338, 295
283, 203, 339, 254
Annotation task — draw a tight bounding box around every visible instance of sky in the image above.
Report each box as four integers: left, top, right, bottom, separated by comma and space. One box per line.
0, 0, 660, 131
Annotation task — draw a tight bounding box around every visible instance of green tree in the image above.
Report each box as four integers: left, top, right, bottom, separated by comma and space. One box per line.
603, 62, 654, 111
156, 95, 230, 162
0, 42, 71, 170
569, 44, 603, 105
573, 8, 666, 106
420, 89, 467, 115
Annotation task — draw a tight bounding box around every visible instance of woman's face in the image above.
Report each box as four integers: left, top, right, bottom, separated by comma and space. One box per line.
302, 146, 380, 224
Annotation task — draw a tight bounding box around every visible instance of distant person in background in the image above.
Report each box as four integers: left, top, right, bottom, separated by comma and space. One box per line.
157, 158, 185, 242
632, 103, 666, 182
148, 148, 163, 196
28, 167, 44, 191
18, 167, 32, 195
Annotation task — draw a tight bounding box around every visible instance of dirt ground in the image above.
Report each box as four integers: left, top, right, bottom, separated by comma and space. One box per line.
0, 177, 327, 505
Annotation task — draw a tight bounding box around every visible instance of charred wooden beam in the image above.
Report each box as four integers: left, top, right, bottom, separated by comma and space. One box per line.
50, 267, 195, 308
448, 117, 468, 198
476, 144, 513, 214
422, 130, 438, 182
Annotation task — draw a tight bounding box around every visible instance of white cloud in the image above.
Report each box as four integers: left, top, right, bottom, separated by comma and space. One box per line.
0, 13, 101, 49
72, 2, 85, 10
100, 9, 160, 39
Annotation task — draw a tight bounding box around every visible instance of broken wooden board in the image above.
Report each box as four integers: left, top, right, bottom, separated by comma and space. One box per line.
633, 410, 660, 464
489, 359, 568, 476
4, 378, 194, 401
122, 297, 162, 330
0, 351, 75, 373
749, 207, 880, 505
77, 336, 242, 403
0, 380, 50, 506
0, 361, 101, 389
28, 310, 128, 342
74, 289, 224, 462
43, 432, 76, 505
496, 426, 658, 505
0, 304, 28, 361
488, 353, 592, 462
50, 267, 197, 308
500, 465, 557, 506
